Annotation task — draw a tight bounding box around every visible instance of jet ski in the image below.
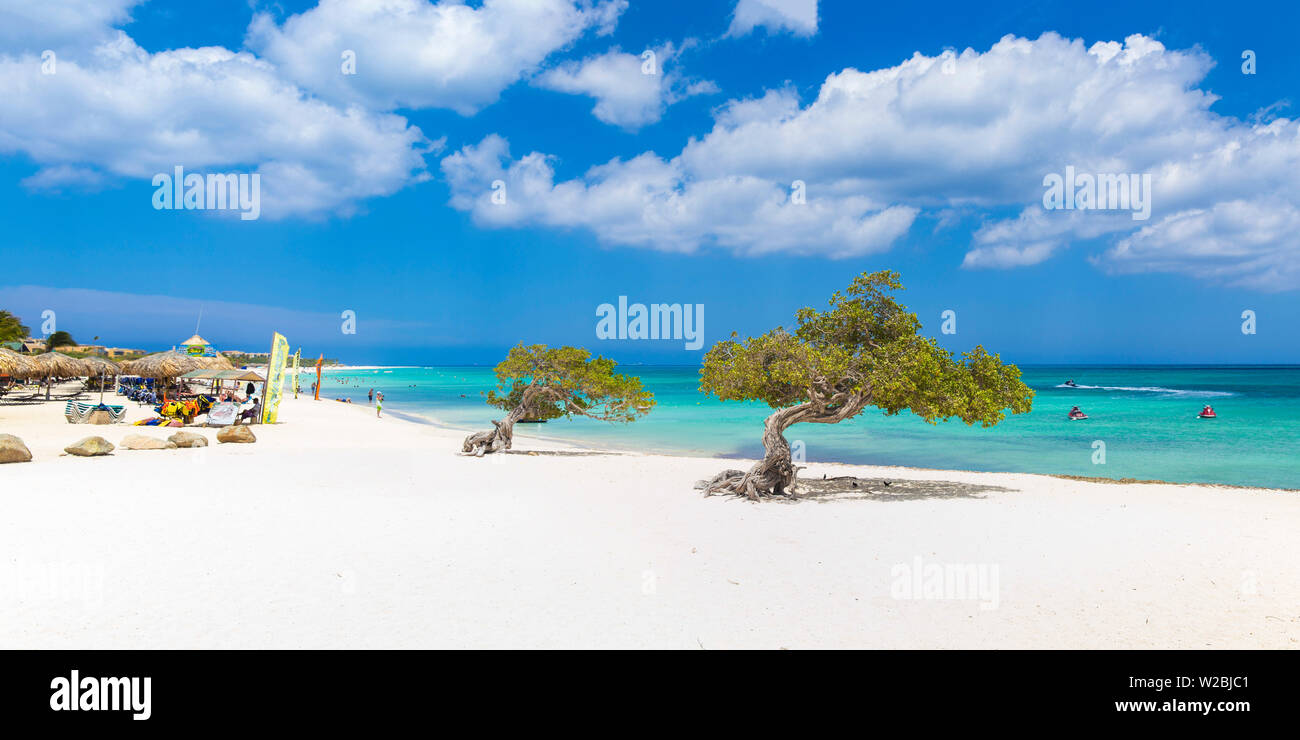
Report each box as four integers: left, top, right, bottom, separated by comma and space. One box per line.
1067, 406, 1088, 420
1063, 380, 1078, 387
1198, 406, 1217, 419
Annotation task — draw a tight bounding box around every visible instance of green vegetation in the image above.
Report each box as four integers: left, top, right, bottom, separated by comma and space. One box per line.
463, 343, 655, 455
61, 349, 146, 362
0, 310, 30, 343
45, 330, 75, 351
699, 270, 1034, 499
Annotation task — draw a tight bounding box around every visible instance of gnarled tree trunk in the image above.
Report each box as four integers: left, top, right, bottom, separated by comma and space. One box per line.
701, 405, 804, 499
702, 394, 868, 500
462, 403, 527, 456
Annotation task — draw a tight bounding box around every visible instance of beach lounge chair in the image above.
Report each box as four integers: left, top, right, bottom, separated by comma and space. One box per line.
64, 401, 127, 424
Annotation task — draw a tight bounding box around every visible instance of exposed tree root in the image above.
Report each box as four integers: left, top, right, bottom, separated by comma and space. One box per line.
697, 460, 805, 500
696, 401, 851, 500
462, 407, 524, 456
461, 420, 513, 456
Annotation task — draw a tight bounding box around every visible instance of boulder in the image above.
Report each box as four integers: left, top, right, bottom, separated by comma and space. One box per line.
86, 410, 114, 425
0, 434, 32, 464
64, 436, 115, 457
217, 425, 256, 444
168, 431, 208, 448
121, 434, 177, 451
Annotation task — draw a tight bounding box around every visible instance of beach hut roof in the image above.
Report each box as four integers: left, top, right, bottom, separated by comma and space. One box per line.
79, 355, 122, 375
31, 351, 87, 378
180, 334, 211, 346
0, 347, 38, 378
120, 350, 233, 379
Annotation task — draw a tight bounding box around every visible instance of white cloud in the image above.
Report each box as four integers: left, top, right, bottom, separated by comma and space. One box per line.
1104, 200, 1300, 291
440, 134, 916, 257
20, 164, 111, 192
943, 41, 1300, 284
727, 0, 818, 38
247, 0, 628, 114
678, 34, 1218, 206
964, 208, 1139, 269
0, 0, 143, 52
961, 240, 1057, 270
3, 5, 1296, 288
440, 31, 1300, 288
534, 43, 718, 129
0, 34, 432, 219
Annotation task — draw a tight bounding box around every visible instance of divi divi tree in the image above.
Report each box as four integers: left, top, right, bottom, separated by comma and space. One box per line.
698, 271, 1034, 500
462, 344, 655, 456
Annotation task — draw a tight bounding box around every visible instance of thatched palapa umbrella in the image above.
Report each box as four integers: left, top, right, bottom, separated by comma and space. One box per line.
0, 347, 38, 380
32, 351, 87, 376
121, 350, 232, 379
31, 351, 89, 400
80, 356, 122, 403
121, 351, 234, 399
79, 355, 120, 376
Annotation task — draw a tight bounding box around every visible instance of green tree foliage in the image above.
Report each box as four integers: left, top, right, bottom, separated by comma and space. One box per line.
0, 310, 30, 343
486, 380, 567, 422
699, 270, 1034, 498
45, 330, 76, 351
463, 344, 655, 455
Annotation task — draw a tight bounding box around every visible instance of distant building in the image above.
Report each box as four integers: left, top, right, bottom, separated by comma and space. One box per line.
178, 334, 220, 358
56, 344, 106, 355
104, 347, 145, 358
35, 340, 144, 357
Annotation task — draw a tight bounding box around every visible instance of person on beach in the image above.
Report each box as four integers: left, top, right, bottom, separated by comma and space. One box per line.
369, 388, 374, 404
376, 391, 383, 418
236, 396, 261, 425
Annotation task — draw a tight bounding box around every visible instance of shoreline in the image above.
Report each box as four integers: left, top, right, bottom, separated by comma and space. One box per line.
312, 364, 1300, 492
10, 383, 1291, 494
357, 396, 1300, 495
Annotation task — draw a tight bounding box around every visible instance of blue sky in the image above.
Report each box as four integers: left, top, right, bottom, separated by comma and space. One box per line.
1, 0, 1298, 365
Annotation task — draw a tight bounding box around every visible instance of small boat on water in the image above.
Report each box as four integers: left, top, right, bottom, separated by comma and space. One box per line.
1063, 379, 1079, 387
1198, 405, 1217, 419
1067, 406, 1088, 420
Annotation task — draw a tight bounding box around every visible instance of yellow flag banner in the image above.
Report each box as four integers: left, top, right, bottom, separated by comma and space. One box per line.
262, 332, 290, 424
292, 349, 301, 396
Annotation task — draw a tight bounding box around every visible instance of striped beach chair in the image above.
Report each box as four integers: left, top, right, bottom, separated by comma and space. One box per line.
65, 401, 127, 424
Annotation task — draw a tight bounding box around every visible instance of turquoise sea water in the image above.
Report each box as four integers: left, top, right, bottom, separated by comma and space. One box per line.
319, 365, 1300, 489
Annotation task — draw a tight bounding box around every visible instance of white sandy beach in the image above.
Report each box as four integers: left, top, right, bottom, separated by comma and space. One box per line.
2, 387, 1298, 649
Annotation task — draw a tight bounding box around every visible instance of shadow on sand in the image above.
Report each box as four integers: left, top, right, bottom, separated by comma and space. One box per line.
499, 449, 626, 458
785, 475, 1017, 504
